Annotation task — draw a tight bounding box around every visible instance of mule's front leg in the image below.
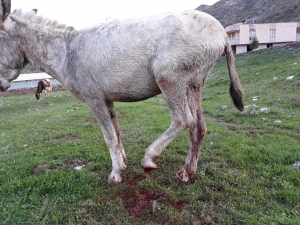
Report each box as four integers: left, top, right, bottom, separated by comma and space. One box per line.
87, 99, 126, 184
175, 86, 206, 182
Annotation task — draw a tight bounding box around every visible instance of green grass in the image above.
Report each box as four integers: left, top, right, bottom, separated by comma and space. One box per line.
0, 49, 300, 224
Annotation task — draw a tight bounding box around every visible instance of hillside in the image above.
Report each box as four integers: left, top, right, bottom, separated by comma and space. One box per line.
196, 0, 300, 26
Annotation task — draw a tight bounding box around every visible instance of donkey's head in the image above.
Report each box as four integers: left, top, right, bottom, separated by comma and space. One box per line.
35, 80, 45, 100
0, 0, 28, 91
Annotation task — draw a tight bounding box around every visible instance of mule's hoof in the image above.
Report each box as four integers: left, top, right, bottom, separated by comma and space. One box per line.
141, 157, 157, 170
175, 168, 189, 183
108, 173, 122, 184
141, 157, 157, 174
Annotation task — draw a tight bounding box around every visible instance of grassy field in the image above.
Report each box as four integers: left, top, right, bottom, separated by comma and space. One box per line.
0, 49, 299, 224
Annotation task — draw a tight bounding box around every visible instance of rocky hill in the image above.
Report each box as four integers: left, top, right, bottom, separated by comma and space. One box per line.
196, 0, 300, 26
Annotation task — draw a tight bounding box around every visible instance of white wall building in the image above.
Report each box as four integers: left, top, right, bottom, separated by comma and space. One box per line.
8, 73, 61, 90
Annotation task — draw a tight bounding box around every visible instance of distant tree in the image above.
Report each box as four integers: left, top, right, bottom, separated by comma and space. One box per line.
250, 36, 259, 50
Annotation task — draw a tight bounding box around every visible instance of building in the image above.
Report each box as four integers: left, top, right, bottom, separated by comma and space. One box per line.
226, 21, 300, 54
8, 73, 61, 90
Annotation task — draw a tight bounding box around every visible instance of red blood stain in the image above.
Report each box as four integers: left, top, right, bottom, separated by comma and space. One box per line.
119, 180, 185, 218
143, 167, 156, 174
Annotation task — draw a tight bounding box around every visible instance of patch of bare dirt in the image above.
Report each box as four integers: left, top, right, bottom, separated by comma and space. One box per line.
33, 159, 90, 174
33, 164, 59, 174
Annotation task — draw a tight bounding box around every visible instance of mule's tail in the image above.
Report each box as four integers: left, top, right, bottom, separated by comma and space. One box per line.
224, 39, 244, 111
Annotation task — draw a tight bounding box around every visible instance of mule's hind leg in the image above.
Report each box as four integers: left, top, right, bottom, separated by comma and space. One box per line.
107, 102, 126, 160
175, 85, 206, 182
141, 81, 194, 172
87, 99, 126, 184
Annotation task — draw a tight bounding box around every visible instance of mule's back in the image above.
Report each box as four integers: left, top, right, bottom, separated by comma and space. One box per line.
65, 10, 228, 102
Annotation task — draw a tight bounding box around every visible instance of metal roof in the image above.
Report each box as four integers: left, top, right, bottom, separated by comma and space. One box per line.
13, 73, 53, 81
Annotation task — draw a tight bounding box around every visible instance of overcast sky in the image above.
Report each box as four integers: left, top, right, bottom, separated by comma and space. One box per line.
12, 0, 219, 29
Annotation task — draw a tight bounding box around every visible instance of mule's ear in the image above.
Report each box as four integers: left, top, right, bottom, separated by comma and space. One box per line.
0, 0, 11, 21
32, 9, 37, 14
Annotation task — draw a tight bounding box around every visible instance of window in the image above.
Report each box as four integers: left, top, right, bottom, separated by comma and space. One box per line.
249, 29, 256, 40
230, 32, 239, 40
250, 30, 256, 37
270, 29, 276, 37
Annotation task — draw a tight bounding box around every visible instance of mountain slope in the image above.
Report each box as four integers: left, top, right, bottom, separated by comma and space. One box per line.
196, 0, 300, 26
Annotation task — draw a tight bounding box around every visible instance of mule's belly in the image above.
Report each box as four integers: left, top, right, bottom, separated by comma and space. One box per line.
103, 72, 162, 102
109, 86, 161, 102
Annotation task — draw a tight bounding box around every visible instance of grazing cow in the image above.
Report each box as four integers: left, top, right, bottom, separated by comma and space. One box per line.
35, 78, 52, 99
0, 0, 244, 184
42, 85, 53, 97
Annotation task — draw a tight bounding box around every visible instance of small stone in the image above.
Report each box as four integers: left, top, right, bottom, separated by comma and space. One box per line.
220, 105, 227, 110
152, 200, 159, 212
74, 165, 84, 171
291, 162, 300, 169
286, 76, 294, 80
250, 109, 258, 115
259, 108, 270, 113
0, 145, 11, 152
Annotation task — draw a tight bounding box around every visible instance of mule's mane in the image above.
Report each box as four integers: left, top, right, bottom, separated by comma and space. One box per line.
10, 9, 74, 33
